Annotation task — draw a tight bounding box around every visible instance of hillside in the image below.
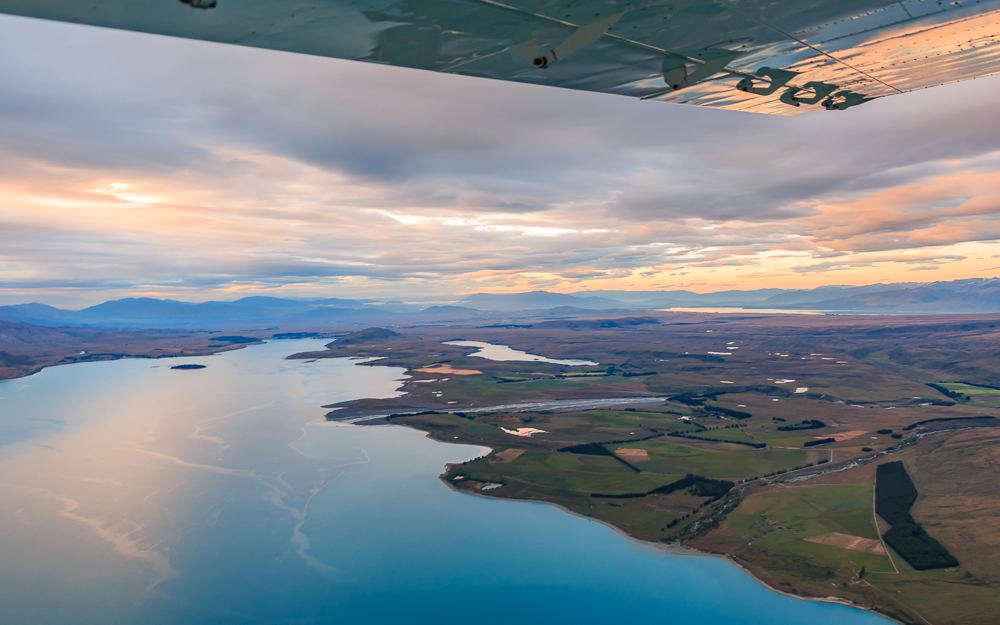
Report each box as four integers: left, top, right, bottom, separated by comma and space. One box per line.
792, 282, 1000, 313
0, 320, 257, 380
4, 278, 1000, 331
459, 291, 624, 311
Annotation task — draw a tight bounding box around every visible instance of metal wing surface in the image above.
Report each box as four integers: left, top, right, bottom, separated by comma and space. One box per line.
1, 0, 999, 114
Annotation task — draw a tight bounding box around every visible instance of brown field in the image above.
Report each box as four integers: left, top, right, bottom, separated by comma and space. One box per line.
615, 448, 650, 462
804, 532, 887, 555
825, 430, 867, 442
808, 462, 876, 485
480, 415, 523, 423
894, 429, 1000, 575
490, 449, 526, 463
859, 430, 1000, 625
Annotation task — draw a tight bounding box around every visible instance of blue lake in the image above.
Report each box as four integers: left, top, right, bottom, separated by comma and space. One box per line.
0, 340, 891, 624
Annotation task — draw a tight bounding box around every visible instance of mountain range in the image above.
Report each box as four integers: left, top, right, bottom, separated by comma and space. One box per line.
571, 279, 1000, 312
2, 278, 999, 330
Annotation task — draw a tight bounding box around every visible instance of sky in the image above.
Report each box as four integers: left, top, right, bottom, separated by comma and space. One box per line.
2, 14, 1000, 306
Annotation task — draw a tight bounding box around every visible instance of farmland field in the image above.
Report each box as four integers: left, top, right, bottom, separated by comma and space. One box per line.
937, 382, 1000, 395
292, 313, 1000, 624
700, 483, 894, 573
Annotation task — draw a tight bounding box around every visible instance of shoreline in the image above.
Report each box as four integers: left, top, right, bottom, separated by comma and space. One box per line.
384, 418, 905, 625
720, 554, 906, 625
0, 343, 255, 382
320, 341, 943, 625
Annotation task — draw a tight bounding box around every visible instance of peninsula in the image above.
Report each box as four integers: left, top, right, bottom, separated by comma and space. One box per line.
293, 313, 1000, 625
0, 319, 262, 381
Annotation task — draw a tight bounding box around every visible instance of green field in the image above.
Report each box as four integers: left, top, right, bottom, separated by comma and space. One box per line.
561, 409, 674, 430
683, 425, 759, 443
749, 430, 827, 448
393, 407, 835, 545
704, 484, 894, 574
938, 382, 1000, 405
456, 450, 682, 496
938, 382, 1000, 396
315, 321, 1000, 624
625, 441, 808, 479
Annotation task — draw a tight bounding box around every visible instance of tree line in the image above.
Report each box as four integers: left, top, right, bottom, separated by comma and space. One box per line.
876, 461, 958, 570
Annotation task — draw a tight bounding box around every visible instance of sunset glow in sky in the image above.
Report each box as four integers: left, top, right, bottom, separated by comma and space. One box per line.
3, 15, 1000, 306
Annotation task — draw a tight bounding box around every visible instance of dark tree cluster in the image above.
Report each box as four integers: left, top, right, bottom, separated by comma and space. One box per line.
926, 383, 967, 401
875, 462, 958, 570
803, 438, 836, 447
706, 406, 753, 420
560, 442, 614, 456
667, 431, 765, 448
592, 474, 734, 500
559, 442, 642, 472
904, 415, 998, 431
777, 419, 826, 431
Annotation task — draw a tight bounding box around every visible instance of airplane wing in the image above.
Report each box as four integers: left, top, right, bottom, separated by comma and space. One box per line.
1, 0, 999, 115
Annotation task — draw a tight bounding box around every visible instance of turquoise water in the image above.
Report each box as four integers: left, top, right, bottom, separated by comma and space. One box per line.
0, 340, 890, 624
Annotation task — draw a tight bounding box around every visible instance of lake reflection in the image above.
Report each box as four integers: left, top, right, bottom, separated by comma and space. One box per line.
0, 341, 890, 624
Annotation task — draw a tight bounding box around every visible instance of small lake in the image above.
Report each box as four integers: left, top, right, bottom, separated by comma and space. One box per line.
0, 340, 890, 624
444, 340, 599, 365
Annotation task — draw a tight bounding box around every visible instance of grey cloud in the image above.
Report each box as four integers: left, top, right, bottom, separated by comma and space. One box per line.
3, 14, 1000, 301
7, 14, 995, 219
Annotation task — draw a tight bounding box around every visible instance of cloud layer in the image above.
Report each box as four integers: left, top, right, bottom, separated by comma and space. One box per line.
2, 14, 1000, 305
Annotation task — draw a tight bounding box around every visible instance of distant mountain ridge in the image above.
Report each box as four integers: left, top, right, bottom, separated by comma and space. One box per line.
570, 278, 1000, 314
458, 291, 624, 311
1, 277, 998, 329
571, 288, 787, 307
785, 282, 1000, 313
0, 296, 399, 329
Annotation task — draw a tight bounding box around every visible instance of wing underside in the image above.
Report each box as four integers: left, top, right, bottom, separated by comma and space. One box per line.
1, 0, 999, 114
